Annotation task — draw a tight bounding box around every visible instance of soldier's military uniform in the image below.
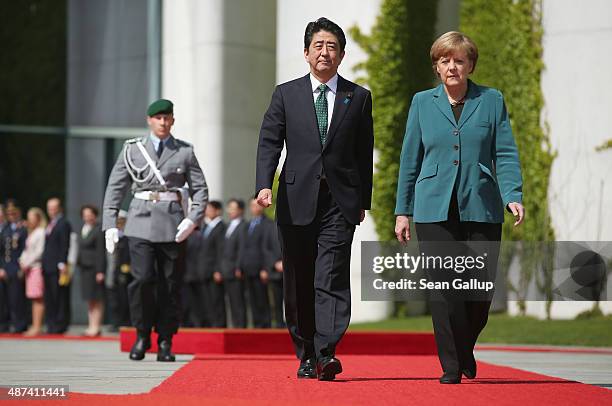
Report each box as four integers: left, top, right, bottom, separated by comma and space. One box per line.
102, 99, 208, 361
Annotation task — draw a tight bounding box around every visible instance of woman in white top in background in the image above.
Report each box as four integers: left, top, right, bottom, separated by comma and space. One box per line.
19, 207, 47, 336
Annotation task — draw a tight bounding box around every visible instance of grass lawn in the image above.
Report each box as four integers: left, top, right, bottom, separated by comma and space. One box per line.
350, 313, 612, 347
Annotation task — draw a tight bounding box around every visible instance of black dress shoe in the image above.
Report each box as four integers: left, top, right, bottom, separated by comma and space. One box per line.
439, 372, 461, 384
129, 335, 151, 361
462, 365, 476, 379
316, 356, 342, 381
297, 358, 317, 379
157, 339, 176, 362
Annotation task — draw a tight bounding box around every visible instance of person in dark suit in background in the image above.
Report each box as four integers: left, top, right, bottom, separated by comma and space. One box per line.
255, 18, 373, 380
182, 225, 205, 327
42, 197, 72, 334
239, 198, 274, 329
77, 205, 106, 337
200, 201, 226, 328
108, 211, 132, 331
266, 225, 285, 328
0, 202, 28, 333
221, 198, 247, 328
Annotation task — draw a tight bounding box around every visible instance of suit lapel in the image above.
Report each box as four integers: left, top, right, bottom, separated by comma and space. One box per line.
299, 74, 321, 144
323, 75, 351, 152
157, 136, 178, 168
457, 80, 482, 129
432, 84, 457, 127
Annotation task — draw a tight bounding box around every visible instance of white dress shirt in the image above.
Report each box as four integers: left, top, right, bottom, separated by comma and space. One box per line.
310, 73, 338, 131
225, 218, 243, 239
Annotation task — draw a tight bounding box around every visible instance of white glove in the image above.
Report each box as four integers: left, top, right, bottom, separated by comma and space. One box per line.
105, 228, 119, 254
175, 218, 196, 243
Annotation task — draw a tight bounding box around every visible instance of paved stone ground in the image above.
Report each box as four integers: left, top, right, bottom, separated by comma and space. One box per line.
475, 345, 612, 389
0, 338, 191, 394
0, 331, 610, 394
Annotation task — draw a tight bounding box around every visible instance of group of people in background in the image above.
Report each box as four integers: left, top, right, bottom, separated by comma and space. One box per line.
183, 197, 284, 329
0, 195, 283, 336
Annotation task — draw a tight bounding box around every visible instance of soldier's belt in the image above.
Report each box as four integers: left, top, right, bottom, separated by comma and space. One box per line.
134, 191, 180, 202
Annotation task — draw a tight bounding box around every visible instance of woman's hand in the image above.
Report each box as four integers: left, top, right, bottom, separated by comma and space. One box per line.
507, 202, 525, 226
395, 215, 411, 244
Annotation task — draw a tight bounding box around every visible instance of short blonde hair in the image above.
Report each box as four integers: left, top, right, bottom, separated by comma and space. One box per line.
430, 31, 478, 76
27, 207, 48, 230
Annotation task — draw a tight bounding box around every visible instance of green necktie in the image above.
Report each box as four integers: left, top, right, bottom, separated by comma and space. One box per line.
315, 84, 328, 145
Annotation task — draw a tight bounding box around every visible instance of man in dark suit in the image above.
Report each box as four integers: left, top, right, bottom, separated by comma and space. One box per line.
255, 17, 373, 380
200, 201, 227, 328
182, 225, 206, 327
267, 225, 285, 328
221, 198, 247, 328
42, 197, 72, 334
239, 199, 274, 328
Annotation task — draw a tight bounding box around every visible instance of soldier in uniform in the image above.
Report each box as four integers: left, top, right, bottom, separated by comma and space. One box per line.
0, 203, 28, 333
103, 99, 208, 362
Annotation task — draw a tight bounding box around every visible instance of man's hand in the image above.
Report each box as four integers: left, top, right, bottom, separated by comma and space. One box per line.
274, 260, 283, 273
259, 269, 269, 283
507, 202, 525, 226
96, 272, 105, 284
105, 228, 119, 254
234, 269, 243, 279
213, 271, 223, 284
256, 188, 273, 208
360, 209, 366, 223
0, 269, 6, 280
395, 215, 411, 244
175, 218, 196, 242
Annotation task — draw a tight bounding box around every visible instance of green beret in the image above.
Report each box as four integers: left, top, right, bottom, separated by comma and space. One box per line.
147, 99, 174, 116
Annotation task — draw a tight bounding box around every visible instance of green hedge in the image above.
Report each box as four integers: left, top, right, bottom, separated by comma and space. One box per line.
350, 0, 438, 241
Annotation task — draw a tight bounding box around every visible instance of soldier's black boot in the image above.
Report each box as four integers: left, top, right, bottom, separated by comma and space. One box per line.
129, 332, 151, 361
157, 336, 176, 362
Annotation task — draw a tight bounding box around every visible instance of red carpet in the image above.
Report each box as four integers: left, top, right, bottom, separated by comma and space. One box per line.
12, 355, 612, 406
119, 327, 437, 355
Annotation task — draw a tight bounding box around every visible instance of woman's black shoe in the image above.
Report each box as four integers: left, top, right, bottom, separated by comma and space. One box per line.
439, 372, 461, 384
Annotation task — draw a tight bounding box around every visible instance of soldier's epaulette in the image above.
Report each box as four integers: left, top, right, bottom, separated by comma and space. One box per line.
124, 137, 141, 144
175, 138, 193, 148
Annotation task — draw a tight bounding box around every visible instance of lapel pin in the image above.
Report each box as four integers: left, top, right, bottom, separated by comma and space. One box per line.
344, 92, 353, 104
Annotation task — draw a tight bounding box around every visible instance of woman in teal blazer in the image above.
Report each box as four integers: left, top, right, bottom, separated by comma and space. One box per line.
394, 32, 524, 384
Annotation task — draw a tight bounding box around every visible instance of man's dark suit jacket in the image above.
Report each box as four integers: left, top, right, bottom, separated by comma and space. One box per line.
256, 74, 374, 226
238, 216, 275, 277
42, 216, 72, 275
220, 220, 247, 280
200, 221, 226, 280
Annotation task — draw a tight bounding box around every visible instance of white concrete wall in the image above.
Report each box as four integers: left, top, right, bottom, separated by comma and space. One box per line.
515, 0, 612, 319
161, 0, 276, 203
276, 0, 389, 323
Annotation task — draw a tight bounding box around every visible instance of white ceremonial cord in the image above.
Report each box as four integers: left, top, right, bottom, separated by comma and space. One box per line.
135, 141, 166, 187
123, 143, 155, 184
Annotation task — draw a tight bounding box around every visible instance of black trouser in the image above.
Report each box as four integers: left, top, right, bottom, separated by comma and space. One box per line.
110, 271, 132, 328
184, 281, 209, 327
0, 274, 27, 332
127, 237, 185, 339
415, 192, 501, 374
246, 273, 271, 328
205, 279, 227, 328
43, 272, 71, 333
278, 180, 355, 360
225, 277, 247, 328
270, 278, 285, 328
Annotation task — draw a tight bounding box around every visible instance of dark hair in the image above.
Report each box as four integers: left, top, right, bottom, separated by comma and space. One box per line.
304, 17, 346, 52
80, 204, 99, 217
227, 198, 245, 211
208, 200, 223, 210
